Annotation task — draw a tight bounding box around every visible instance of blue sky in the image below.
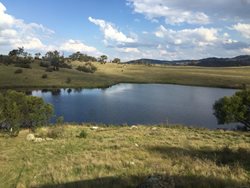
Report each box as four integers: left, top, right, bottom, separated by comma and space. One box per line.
0, 0, 250, 60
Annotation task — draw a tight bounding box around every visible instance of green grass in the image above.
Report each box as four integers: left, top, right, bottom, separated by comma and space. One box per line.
1, 62, 250, 89
0, 125, 249, 187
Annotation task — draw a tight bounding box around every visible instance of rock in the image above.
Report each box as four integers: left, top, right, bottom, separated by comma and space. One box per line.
26, 134, 35, 141
130, 125, 138, 129
34, 138, 44, 142
152, 127, 157, 131
45, 138, 53, 141
90, 126, 99, 130
137, 175, 175, 188
135, 143, 139, 147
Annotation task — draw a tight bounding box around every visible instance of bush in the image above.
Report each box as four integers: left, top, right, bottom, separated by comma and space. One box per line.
45, 67, 54, 72
15, 63, 31, 69
40, 61, 50, 68
76, 63, 97, 73
0, 90, 54, 136
56, 116, 64, 125
78, 130, 88, 138
14, 69, 23, 74
41, 74, 48, 79
47, 126, 65, 138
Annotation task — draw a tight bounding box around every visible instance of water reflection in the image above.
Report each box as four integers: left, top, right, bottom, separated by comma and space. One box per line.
31, 84, 238, 129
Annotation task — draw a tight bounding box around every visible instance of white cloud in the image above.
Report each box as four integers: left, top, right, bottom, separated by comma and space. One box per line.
127, 0, 250, 24
88, 17, 136, 43
59, 39, 101, 56
117, 47, 140, 53
127, 0, 210, 24
155, 25, 219, 46
241, 47, 250, 54
233, 23, 250, 39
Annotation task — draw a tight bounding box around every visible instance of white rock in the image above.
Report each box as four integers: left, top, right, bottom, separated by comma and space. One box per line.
45, 138, 53, 141
135, 143, 139, 147
130, 125, 138, 129
34, 138, 43, 142
26, 134, 35, 141
152, 127, 157, 130
91, 126, 99, 130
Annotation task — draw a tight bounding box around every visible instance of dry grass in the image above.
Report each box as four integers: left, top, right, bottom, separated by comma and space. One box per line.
0, 125, 249, 187
1, 62, 250, 89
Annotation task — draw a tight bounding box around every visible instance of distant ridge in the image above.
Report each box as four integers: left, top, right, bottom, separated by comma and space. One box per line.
125, 55, 250, 67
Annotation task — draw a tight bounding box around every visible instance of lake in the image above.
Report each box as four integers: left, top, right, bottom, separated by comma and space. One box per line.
32, 84, 238, 129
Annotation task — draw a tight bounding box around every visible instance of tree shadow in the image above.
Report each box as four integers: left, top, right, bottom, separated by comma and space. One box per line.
149, 145, 250, 172
33, 173, 248, 188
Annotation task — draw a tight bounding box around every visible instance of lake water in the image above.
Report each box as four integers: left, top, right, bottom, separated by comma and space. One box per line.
32, 84, 238, 129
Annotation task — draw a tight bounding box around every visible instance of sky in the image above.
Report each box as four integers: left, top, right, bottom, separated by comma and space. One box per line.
0, 0, 250, 61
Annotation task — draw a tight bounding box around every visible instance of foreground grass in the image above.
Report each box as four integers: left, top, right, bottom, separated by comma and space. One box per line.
0, 125, 249, 188
1, 62, 250, 89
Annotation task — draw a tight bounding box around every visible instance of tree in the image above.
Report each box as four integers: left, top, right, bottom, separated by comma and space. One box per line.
35, 52, 41, 59
98, 55, 108, 64
0, 91, 54, 135
44, 50, 63, 70
112, 58, 121, 64
213, 89, 250, 129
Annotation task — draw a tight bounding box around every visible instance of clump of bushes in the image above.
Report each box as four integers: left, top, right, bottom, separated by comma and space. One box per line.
40, 61, 50, 68
41, 74, 48, 79
0, 90, 54, 136
45, 67, 54, 72
47, 126, 65, 139
76, 63, 97, 73
14, 69, 23, 74
56, 116, 64, 125
77, 130, 88, 138
14, 63, 31, 69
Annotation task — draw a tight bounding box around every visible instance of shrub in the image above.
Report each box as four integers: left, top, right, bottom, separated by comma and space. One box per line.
40, 61, 50, 68
45, 67, 54, 72
0, 90, 54, 136
76, 63, 97, 73
14, 69, 23, 74
41, 74, 48, 79
47, 126, 65, 138
78, 130, 88, 138
56, 116, 64, 125
15, 63, 31, 69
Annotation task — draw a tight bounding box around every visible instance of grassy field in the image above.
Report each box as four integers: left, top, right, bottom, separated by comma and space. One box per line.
1, 62, 250, 89
0, 125, 249, 188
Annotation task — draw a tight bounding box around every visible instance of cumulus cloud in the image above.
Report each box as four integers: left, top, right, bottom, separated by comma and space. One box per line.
88, 17, 136, 43
116, 47, 140, 53
155, 25, 219, 47
233, 23, 250, 39
59, 39, 101, 56
0, 2, 52, 52
127, 0, 250, 24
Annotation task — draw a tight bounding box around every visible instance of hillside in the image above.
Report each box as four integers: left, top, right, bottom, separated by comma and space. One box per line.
0, 125, 249, 188
126, 55, 250, 67
1, 61, 250, 89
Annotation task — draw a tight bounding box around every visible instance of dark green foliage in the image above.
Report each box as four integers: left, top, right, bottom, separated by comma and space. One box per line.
69, 51, 97, 62
14, 69, 23, 74
78, 130, 88, 138
76, 63, 97, 73
0, 90, 54, 135
45, 67, 54, 72
40, 61, 50, 68
14, 62, 31, 69
56, 116, 64, 125
98, 55, 108, 64
213, 89, 250, 129
112, 58, 121, 64
41, 74, 48, 79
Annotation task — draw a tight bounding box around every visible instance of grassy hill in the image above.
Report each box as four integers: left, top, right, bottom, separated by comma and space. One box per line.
1, 61, 250, 89
0, 125, 249, 188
